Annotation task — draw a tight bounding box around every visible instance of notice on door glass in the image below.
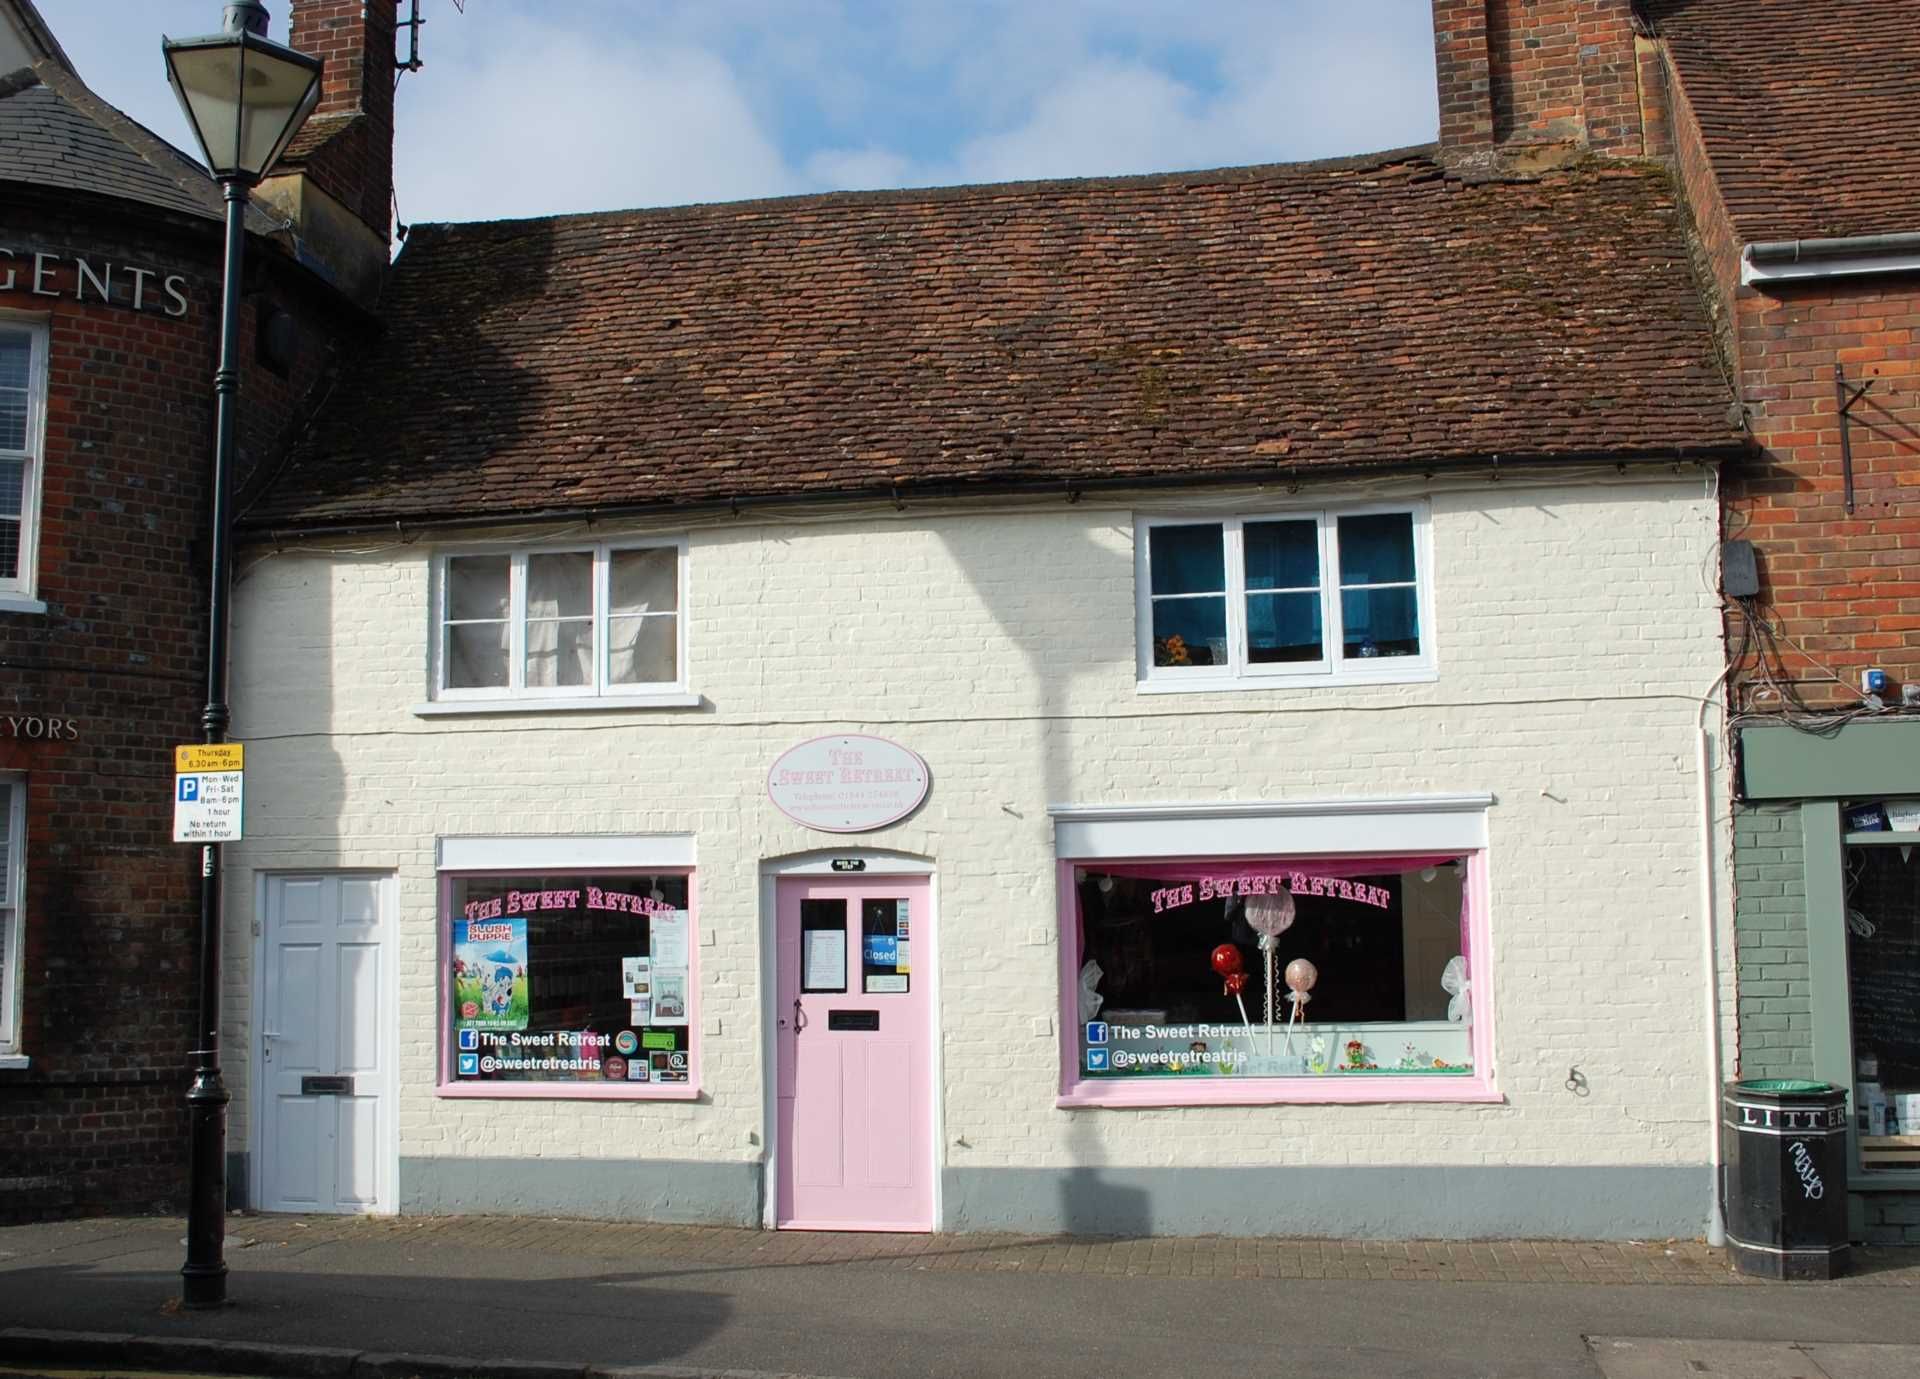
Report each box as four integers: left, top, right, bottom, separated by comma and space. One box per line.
804, 926, 846, 991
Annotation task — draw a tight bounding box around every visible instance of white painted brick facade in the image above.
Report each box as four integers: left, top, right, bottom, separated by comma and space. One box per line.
225, 470, 1732, 1200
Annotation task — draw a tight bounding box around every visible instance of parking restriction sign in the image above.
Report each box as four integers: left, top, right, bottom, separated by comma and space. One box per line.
173, 743, 244, 842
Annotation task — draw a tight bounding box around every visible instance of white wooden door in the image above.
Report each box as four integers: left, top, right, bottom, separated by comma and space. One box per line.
259, 873, 393, 1213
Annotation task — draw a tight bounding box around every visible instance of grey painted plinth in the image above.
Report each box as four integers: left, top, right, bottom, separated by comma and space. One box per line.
942, 1164, 1712, 1239
400, 1156, 761, 1225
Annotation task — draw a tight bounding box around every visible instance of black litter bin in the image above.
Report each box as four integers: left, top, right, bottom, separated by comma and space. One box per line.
1722, 1079, 1850, 1280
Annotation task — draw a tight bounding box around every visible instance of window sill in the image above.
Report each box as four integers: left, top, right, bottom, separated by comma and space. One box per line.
1057, 1073, 1498, 1108
436, 1079, 698, 1101
1136, 667, 1438, 694
0, 596, 47, 616
0, 1053, 29, 1070
414, 692, 703, 717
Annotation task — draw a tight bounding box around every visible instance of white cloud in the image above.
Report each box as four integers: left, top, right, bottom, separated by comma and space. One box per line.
41, 1, 1440, 222
804, 145, 919, 193
395, 17, 796, 223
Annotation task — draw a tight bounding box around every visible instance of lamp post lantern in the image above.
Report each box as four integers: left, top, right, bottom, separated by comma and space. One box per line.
161, 0, 321, 1310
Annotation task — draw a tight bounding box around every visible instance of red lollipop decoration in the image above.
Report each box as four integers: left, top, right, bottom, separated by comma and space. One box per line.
1210, 943, 1257, 1053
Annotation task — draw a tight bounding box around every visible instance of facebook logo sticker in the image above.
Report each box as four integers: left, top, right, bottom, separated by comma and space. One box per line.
1085, 1021, 1108, 1045
1086, 1048, 1110, 1072
458, 1028, 478, 1051
177, 777, 199, 802
457, 1053, 479, 1076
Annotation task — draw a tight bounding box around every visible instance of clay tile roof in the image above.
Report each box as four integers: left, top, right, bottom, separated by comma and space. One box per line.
281, 110, 359, 166
244, 150, 1740, 530
1643, 0, 1920, 243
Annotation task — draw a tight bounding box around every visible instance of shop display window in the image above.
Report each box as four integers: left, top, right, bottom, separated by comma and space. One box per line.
1136, 506, 1433, 690
1841, 807, 1920, 1174
440, 870, 694, 1097
1063, 853, 1489, 1103
430, 539, 687, 703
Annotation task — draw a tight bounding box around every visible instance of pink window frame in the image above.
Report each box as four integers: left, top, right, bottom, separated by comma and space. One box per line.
1055, 852, 1498, 1108
435, 867, 700, 1101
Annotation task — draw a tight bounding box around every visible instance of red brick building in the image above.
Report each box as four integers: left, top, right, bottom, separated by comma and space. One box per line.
1638, 0, 1920, 1245
0, 0, 388, 1221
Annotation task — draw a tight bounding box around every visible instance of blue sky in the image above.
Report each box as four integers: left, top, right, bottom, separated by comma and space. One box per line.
55, 1, 1440, 224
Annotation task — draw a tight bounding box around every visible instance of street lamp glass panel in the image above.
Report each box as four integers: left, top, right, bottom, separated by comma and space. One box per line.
164, 33, 322, 181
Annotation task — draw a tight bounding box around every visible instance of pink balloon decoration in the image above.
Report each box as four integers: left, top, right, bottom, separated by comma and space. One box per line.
1284, 958, 1318, 993
1243, 891, 1296, 940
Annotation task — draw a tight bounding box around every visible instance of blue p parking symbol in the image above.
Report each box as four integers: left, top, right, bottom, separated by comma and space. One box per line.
177, 776, 200, 802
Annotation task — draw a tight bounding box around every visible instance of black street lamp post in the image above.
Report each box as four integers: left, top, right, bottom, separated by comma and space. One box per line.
161, 0, 321, 1310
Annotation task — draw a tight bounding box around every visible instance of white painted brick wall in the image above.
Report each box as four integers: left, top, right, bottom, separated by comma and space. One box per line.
224, 471, 1729, 1180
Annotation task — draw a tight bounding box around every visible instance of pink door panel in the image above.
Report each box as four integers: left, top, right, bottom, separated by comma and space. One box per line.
775, 876, 932, 1231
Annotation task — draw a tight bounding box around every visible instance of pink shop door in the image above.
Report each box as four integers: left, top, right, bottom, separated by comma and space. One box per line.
775, 876, 934, 1231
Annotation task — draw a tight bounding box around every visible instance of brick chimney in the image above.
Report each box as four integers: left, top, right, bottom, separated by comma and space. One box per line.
255, 0, 398, 302
1432, 1, 1666, 164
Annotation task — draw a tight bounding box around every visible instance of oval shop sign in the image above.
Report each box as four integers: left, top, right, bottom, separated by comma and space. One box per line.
768, 734, 930, 834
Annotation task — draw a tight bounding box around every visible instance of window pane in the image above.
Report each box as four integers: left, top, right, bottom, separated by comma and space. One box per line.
1845, 843, 1919, 1172
0, 390, 24, 452
611, 548, 676, 615
0, 336, 27, 391
526, 618, 592, 688
1244, 520, 1318, 591
608, 614, 676, 685
0, 460, 19, 518
447, 622, 509, 688
1151, 596, 1226, 667
861, 898, 910, 994
1338, 512, 1416, 586
801, 898, 848, 993
1074, 860, 1471, 1081
1341, 586, 1421, 658
0, 515, 19, 582
1149, 524, 1225, 596
527, 552, 591, 618
0, 784, 11, 904
448, 873, 692, 1085
447, 555, 509, 621
1247, 591, 1322, 663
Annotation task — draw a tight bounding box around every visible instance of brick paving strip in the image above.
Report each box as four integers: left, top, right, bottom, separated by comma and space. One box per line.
7, 1214, 1917, 1288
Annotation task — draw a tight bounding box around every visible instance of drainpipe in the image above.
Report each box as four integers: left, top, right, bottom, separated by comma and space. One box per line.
1697, 661, 1734, 1248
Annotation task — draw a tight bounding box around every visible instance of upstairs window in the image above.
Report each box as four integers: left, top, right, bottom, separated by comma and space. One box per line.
1136, 506, 1433, 689
430, 539, 687, 704
0, 319, 49, 605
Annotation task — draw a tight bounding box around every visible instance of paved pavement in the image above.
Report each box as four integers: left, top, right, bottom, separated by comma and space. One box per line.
1, 1214, 1918, 1379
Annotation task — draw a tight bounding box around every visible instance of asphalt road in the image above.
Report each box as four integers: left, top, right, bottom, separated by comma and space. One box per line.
5, 1221, 1920, 1379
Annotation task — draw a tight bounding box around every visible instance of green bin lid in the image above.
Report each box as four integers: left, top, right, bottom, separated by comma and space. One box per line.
1732, 1078, 1832, 1095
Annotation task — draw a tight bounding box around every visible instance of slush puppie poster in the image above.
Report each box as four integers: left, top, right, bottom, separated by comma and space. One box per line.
454, 918, 529, 1031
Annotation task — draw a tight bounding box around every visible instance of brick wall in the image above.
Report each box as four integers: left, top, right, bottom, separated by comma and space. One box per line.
1432, 0, 1653, 157
225, 471, 1729, 1206
0, 195, 358, 1221
1729, 803, 1811, 1078
288, 0, 396, 241
1662, 49, 1920, 708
